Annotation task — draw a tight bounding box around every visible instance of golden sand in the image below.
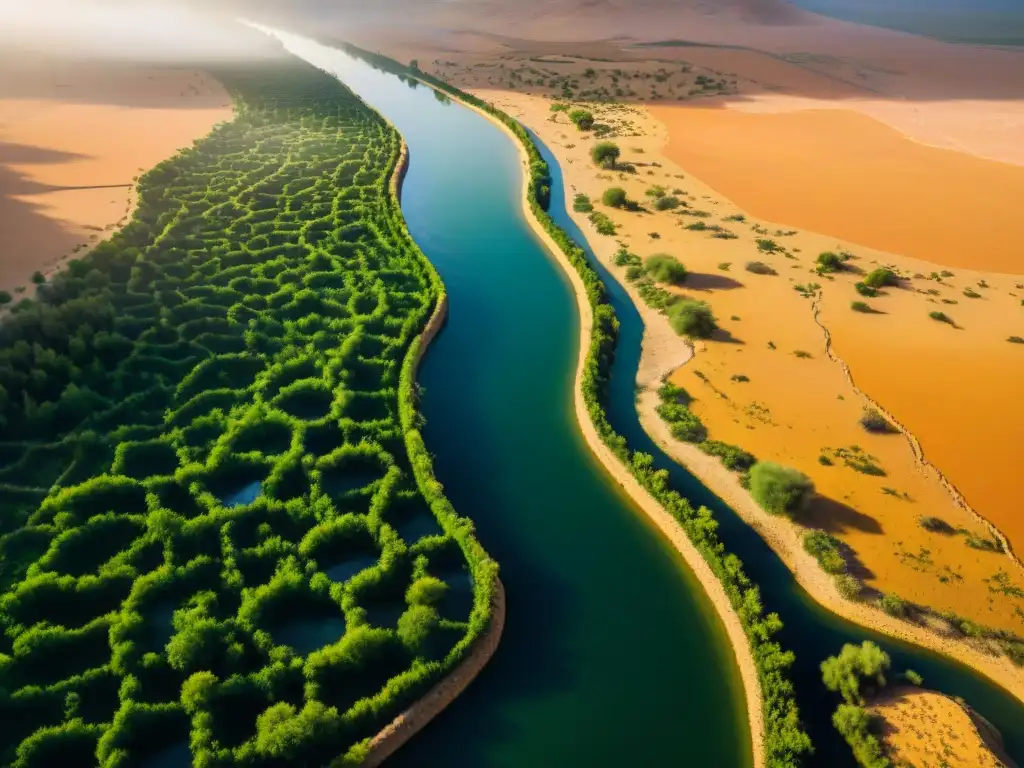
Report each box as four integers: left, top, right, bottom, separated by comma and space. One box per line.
650, 104, 1024, 274
0, 49, 231, 294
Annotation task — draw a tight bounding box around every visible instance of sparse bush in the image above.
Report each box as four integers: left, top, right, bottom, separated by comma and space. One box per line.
590, 141, 621, 169
644, 254, 687, 285
645, 185, 666, 198
859, 408, 894, 434
821, 641, 891, 705
918, 516, 955, 534
855, 282, 877, 297
625, 265, 645, 281
804, 530, 846, 574
699, 440, 755, 471
903, 669, 923, 686
666, 299, 717, 338
569, 108, 595, 130
613, 247, 641, 267
745, 261, 776, 276
834, 574, 862, 600
748, 462, 814, 517
878, 593, 910, 619
929, 310, 953, 324
816, 252, 845, 273
31, 271, 46, 285
1008, 336, 1024, 344
850, 301, 873, 313
0, 290, 12, 306
654, 195, 680, 211
602, 187, 628, 208
863, 268, 897, 289
573, 193, 593, 213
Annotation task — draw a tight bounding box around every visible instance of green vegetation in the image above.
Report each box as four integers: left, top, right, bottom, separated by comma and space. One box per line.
643, 254, 687, 285
1008, 335, 1024, 344
0, 50, 496, 765
590, 141, 621, 169
816, 252, 846, 273
822, 643, 893, 768
878, 593, 910, 619
656, 383, 707, 443
0, 291, 11, 306
918, 516, 955, 534
854, 283, 878, 298
749, 462, 815, 517
929, 310, 953, 324
588, 212, 617, 235
863, 268, 898, 289
568, 109, 595, 130
572, 193, 593, 213
666, 300, 717, 338
699, 440, 755, 472
654, 195, 681, 211
803, 531, 846, 574
378, 50, 811, 765
850, 301, 873, 313
601, 187, 628, 208
859, 408, 895, 434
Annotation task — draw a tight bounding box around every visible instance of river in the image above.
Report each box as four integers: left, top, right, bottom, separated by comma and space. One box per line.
269, 30, 1024, 767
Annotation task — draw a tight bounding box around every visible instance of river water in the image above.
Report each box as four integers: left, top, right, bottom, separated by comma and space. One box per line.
270, 30, 1024, 767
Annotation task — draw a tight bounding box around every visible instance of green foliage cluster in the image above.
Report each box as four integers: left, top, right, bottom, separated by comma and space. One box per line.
590, 141, 621, 169
699, 440, 756, 472
802, 531, 846, 574
0, 49, 496, 766
353, 47, 813, 766
654, 195, 681, 211
749, 463, 815, 517
822, 643, 893, 768
644, 254, 687, 285
573, 193, 593, 213
863, 268, 898, 289
588, 211, 617, 235
602, 187, 628, 208
655, 383, 707, 443
667, 300, 717, 338
568, 109, 595, 130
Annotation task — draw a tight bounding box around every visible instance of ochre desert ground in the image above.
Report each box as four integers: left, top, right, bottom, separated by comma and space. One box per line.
0, 46, 231, 296
340, 0, 1024, 686
872, 686, 1017, 768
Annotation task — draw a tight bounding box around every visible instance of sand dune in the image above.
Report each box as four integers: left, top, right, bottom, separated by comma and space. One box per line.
0, 48, 231, 295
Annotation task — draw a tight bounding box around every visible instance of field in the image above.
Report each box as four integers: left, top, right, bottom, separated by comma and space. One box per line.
0, 48, 495, 766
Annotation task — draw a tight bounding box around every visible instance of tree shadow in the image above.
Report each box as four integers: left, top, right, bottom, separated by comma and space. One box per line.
685, 272, 744, 291
708, 327, 744, 344
794, 494, 883, 535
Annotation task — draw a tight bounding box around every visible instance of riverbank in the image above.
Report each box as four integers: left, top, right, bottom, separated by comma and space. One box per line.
465, 89, 1024, 705
442, 80, 766, 768
0, 47, 232, 296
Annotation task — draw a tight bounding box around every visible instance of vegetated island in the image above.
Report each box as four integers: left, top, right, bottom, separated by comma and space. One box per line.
335, 42, 813, 768
0, 35, 499, 766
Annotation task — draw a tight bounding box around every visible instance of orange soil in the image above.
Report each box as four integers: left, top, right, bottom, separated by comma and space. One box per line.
0, 50, 231, 294
872, 687, 1015, 768
649, 104, 1024, 274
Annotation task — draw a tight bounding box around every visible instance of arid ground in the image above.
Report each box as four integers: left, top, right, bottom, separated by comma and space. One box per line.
0, 46, 231, 295
331, 0, 1024, 661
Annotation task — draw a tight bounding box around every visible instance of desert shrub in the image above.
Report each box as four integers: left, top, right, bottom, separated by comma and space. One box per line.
602, 187, 628, 208
644, 254, 687, 285
748, 462, 814, 517
963, 288, 981, 299
612, 248, 641, 267
863, 268, 897, 289
816, 251, 845, 273
590, 141, 620, 168
745, 261, 776, 276
0, 290, 12, 305
654, 195, 680, 211
699, 440, 755, 471
854, 282, 877, 297
878, 593, 910, 619
572, 193, 593, 213
918, 516, 955, 534
645, 185, 666, 198
1008, 336, 1024, 344
803, 530, 846, 574
903, 669, 923, 686
858, 408, 894, 434
568, 109, 594, 130
966, 535, 1003, 553
834, 574, 862, 600
588, 211, 617, 235
929, 311, 953, 324
666, 300, 717, 338
850, 301, 873, 313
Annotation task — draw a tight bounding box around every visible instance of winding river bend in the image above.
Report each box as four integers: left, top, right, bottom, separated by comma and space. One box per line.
271, 31, 1024, 767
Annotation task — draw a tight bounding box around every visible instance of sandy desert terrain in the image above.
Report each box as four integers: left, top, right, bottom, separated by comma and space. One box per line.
330, 0, 1024, 657
872, 686, 1016, 767
0, 47, 231, 296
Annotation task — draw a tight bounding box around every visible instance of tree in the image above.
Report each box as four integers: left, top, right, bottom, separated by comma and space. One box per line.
0, 290, 12, 305
590, 141, 621, 169
601, 187, 628, 208
832, 704, 891, 768
397, 605, 440, 652
569, 109, 595, 130
748, 462, 814, 516
644, 254, 687, 285
31, 271, 46, 285
667, 300, 717, 339
821, 641, 891, 705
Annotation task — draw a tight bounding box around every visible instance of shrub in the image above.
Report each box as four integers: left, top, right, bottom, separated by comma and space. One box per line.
645, 185, 666, 198
878, 593, 910, 619
590, 141, 620, 168
644, 254, 687, 285
569, 108, 594, 130
572, 193, 593, 213
654, 195, 680, 211
832, 705, 891, 768
903, 669, 923, 686
666, 300, 717, 338
821, 641, 891, 705
588, 211, 616, 235
699, 440, 755, 472
613, 247, 641, 267
929, 311, 953, 324
745, 261, 776, 276
625, 265, 644, 281
0, 290, 12, 306
834, 574, 862, 600
816, 252, 845, 273
748, 462, 814, 516
803, 530, 846, 574
859, 408, 894, 434
918, 516, 955, 534
550, 102, 569, 112
602, 187, 628, 208
863, 268, 897, 289
850, 301, 873, 313
1008, 336, 1024, 344
963, 288, 981, 299
854, 282, 878, 297
31, 271, 46, 285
